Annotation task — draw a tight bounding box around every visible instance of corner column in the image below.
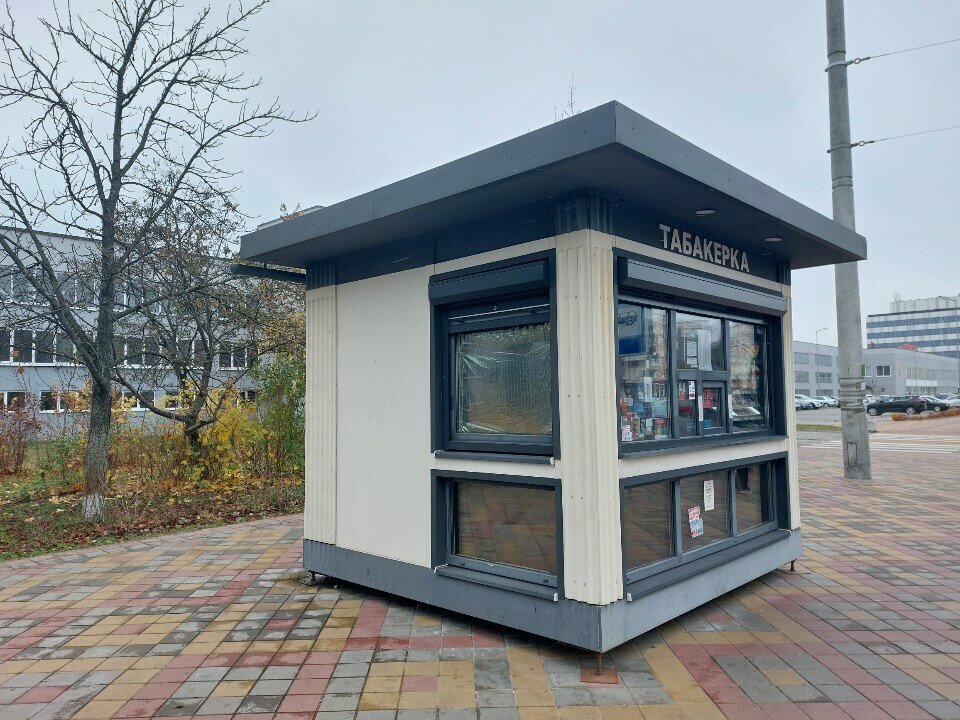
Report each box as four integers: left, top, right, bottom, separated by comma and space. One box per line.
305, 285, 337, 543
556, 230, 623, 604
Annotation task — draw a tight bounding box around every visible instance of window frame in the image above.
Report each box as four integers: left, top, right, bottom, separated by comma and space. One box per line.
431, 253, 559, 459
620, 454, 783, 585
617, 295, 780, 455
431, 470, 562, 591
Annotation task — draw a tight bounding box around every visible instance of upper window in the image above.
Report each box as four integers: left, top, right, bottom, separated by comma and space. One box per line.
876, 365, 891, 377
794, 352, 810, 365
617, 300, 774, 450
433, 258, 555, 456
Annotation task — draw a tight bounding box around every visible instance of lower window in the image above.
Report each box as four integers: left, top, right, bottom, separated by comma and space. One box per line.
437, 473, 559, 587
622, 459, 779, 579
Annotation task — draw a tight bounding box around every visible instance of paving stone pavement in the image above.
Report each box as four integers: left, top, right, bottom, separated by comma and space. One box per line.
1, 443, 959, 720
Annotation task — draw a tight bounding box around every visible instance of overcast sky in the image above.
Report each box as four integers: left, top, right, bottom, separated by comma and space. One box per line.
14, 1, 960, 345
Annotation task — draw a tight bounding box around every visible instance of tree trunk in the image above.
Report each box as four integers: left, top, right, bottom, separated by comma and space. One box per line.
82, 380, 112, 521
185, 425, 203, 459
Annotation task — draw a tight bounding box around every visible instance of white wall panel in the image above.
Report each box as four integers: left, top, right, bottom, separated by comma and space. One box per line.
556, 230, 623, 605
304, 286, 337, 543
781, 285, 801, 530
335, 268, 433, 567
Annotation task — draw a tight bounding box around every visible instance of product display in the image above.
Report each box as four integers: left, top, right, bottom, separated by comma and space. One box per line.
617, 305, 670, 441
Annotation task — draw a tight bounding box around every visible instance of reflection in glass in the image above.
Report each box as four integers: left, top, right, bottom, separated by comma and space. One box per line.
617, 304, 670, 442
623, 482, 673, 569
702, 385, 725, 431
735, 464, 772, 532
456, 323, 551, 436
730, 322, 769, 431
676, 313, 723, 370
454, 481, 557, 574
677, 380, 697, 437
679, 472, 730, 553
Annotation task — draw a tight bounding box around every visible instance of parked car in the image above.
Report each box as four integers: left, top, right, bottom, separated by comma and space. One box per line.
794, 397, 803, 410
933, 393, 960, 408
921, 395, 951, 412
866, 395, 927, 416
815, 396, 839, 407
794, 394, 821, 409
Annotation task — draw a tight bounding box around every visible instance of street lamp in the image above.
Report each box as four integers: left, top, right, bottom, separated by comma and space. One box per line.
815, 327, 829, 397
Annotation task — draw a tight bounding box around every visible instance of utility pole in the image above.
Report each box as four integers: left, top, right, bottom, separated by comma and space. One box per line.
825, 0, 872, 479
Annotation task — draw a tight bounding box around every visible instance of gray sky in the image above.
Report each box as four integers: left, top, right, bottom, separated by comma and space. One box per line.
15, 1, 960, 345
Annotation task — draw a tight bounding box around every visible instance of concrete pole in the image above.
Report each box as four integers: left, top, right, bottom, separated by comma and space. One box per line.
825, 0, 872, 479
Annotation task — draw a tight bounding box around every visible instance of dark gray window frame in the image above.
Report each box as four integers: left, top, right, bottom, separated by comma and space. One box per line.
614, 252, 785, 457
431, 469, 563, 594
620, 452, 785, 586
430, 252, 560, 459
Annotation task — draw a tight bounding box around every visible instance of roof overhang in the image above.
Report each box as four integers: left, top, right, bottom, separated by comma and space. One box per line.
239, 101, 865, 271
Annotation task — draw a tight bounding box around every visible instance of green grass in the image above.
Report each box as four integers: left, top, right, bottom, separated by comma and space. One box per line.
796, 423, 841, 432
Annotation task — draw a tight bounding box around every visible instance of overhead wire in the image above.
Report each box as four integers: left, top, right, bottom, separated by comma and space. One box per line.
845, 37, 960, 66
825, 36, 960, 151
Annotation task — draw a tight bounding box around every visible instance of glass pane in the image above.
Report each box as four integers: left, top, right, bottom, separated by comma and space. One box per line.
35, 329, 55, 364
677, 380, 697, 437
13, 329, 33, 363
730, 322, 770, 431
617, 305, 671, 442
56, 334, 73, 364
455, 481, 557, 574
456, 323, 551, 436
679, 472, 730, 553
702, 385, 725, 432
676, 313, 723, 370
0, 328, 9, 362
735, 464, 773, 533
623, 482, 673, 569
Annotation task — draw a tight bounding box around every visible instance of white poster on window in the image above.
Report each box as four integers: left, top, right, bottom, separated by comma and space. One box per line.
703, 479, 715, 511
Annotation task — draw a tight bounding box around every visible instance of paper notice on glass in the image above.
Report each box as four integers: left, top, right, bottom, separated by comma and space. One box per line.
703, 480, 715, 511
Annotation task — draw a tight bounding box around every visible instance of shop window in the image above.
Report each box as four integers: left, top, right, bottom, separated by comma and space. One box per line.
622, 459, 780, 581
676, 313, 723, 370
617, 300, 774, 452
730, 322, 769, 431
436, 473, 560, 588
679, 472, 730, 553
735, 465, 773, 533
433, 257, 554, 456
622, 482, 673, 569
617, 306, 670, 441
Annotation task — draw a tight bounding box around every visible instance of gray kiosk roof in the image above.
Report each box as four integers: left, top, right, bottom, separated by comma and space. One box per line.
240, 101, 865, 271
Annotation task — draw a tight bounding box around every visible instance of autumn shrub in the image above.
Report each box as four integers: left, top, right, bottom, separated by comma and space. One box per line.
0, 402, 38, 475
891, 407, 960, 421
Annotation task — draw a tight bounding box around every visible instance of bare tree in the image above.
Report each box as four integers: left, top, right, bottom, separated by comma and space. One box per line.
0, 0, 311, 519
112, 183, 303, 456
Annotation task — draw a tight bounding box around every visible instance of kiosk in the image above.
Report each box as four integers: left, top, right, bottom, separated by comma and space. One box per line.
239, 102, 865, 651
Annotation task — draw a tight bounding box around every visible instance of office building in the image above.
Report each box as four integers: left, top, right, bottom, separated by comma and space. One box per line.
866, 294, 960, 359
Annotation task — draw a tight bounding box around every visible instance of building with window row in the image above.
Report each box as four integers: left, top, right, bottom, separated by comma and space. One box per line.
792, 340, 959, 398
866, 294, 960, 359
0, 227, 259, 421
